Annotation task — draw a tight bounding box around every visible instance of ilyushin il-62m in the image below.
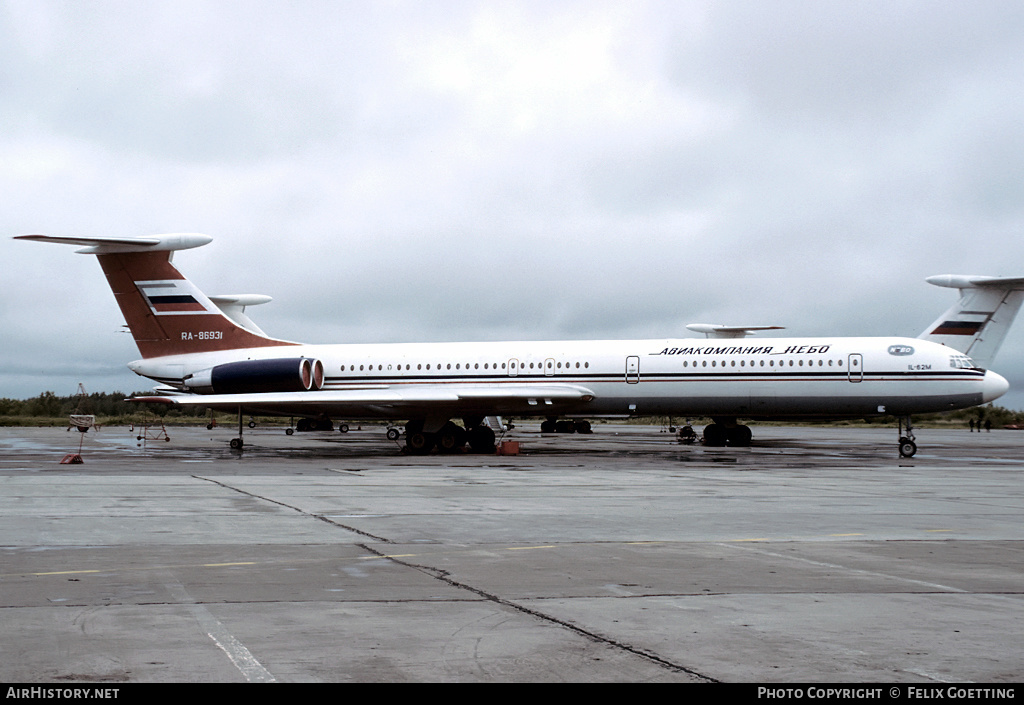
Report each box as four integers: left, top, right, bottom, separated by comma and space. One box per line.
17, 233, 1023, 457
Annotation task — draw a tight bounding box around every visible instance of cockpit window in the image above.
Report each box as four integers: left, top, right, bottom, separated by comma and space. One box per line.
949, 354, 979, 370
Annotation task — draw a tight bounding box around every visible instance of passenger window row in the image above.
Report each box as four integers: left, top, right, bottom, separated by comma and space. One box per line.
336, 358, 856, 375
339, 361, 592, 373
683, 358, 845, 368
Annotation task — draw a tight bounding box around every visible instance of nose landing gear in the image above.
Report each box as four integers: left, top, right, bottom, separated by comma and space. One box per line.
898, 416, 917, 458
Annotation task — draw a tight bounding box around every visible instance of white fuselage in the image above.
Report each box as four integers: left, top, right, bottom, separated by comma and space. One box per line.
129, 335, 1008, 421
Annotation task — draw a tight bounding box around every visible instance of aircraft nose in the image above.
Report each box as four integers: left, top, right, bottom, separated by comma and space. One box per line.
982, 370, 1010, 403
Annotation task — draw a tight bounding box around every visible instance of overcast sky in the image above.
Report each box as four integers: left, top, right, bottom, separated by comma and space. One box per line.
3, 0, 1024, 408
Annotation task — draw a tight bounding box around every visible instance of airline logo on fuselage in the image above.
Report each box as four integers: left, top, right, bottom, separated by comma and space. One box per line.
651, 344, 831, 356
888, 345, 915, 356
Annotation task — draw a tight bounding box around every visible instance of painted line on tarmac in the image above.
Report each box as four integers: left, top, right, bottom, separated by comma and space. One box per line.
718, 542, 969, 593
162, 572, 276, 683
9, 561, 258, 579
3, 534, 967, 581
28, 569, 102, 576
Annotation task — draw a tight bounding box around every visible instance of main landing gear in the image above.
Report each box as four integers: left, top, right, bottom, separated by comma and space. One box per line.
293, 415, 335, 432
404, 418, 498, 455
229, 406, 246, 449
898, 416, 917, 458
540, 417, 592, 434
702, 419, 752, 447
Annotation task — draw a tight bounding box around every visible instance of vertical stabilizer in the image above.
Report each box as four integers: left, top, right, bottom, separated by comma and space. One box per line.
15, 234, 297, 358
918, 275, 1024, 368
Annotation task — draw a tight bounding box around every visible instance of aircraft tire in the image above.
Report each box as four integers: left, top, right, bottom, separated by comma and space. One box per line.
406, 431, 435, 454
386, 427, 401, 441
899, 438, 917, 458
727, 425, 752, 447
468, 425, 496, 453
436, 423, 466, 453
703, 424, 727, 447
230, 438, 243, 449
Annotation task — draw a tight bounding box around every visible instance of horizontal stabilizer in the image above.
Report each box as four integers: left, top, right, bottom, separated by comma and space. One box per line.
14, 233, 212, 254
926, 274, 1024, 290
686, 324, 785, 339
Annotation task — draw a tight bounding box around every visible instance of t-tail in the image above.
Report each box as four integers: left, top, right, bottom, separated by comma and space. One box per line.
15, 233, 297, 358
919, 274, 1024, 369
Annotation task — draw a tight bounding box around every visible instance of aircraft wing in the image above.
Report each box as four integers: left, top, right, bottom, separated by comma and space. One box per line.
130, 383, 596, 417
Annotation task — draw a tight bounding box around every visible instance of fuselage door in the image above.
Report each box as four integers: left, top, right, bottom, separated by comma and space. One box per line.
544, 358, 555, 376
848, 353, 863, 383
626, 355, 640, 384
508, 358, 519, 377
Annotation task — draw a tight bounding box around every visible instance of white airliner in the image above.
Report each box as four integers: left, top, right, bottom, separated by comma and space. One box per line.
16, 233, 1023, 457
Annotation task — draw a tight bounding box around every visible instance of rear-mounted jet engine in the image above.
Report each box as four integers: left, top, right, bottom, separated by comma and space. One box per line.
183, 358, 324, 394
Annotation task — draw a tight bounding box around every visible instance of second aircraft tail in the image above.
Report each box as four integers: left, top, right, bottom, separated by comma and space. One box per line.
918, 274, 1024, 369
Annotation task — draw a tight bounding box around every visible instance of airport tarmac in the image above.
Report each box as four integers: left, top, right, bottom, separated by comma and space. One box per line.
1, 422, 1022, 683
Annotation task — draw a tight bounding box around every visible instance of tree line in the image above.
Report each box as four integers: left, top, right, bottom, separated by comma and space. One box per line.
0, 391, 206, 422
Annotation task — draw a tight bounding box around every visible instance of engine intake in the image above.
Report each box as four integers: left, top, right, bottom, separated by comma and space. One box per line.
184, 358, 324, 394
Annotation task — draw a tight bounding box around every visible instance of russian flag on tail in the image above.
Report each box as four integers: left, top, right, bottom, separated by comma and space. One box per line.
138, 280, 212, 314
